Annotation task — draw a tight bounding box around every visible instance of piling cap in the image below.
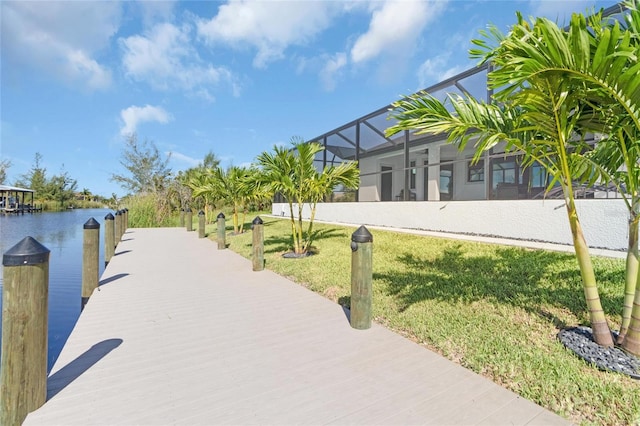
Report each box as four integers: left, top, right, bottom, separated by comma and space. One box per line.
198, 210, 205, 216
115, 210, 121, 216
84, 217, 100, 229
3, 236, 50, 266
124, 208, 129, 212
105, 213, 114, 220
351, 225, 373, 243
252, 216, 263, 225
185, 208, 192, 213
217, 212, 225, 219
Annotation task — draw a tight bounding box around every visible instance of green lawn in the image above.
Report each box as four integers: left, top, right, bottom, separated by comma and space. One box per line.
208, 216, 638, 425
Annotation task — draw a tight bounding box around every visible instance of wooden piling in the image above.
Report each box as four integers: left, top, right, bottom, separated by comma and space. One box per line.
119, 210, 126, 240
82, 217, 100, 307
1, 237, 50, 426
217, 213, 226, 250
350, 225, 373, 330
115, 210, 122, 244
105, 212, 115, 265
252, 216, 264, 271
179, 208, 185, 227
186, 208, 193, 232
198, 210, 206, 238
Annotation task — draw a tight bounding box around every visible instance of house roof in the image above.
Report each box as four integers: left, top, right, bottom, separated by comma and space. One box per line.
0, 185, 35, 193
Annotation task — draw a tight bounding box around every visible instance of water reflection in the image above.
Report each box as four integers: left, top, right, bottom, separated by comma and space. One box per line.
0, 209, 111, 370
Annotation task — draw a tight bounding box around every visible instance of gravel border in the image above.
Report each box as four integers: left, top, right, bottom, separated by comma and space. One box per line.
557, 326, 640, 379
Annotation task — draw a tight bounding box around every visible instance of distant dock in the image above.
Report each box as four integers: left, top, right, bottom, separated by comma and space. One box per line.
0, 184, 40, 214
24, 227, 568, 425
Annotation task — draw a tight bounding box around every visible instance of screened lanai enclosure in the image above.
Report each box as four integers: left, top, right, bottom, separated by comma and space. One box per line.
307, 4, 625, 203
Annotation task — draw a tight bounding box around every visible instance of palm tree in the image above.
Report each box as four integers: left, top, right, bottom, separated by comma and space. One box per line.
385, 8, 640, 347
257, 138, 359, 255
476, 2, 640, 352
192, 166, 253, 234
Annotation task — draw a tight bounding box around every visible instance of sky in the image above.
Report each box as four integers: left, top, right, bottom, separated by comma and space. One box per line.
1, 0, 615, 198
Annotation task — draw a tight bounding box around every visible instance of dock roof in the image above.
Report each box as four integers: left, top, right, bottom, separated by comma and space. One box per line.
0, 185, 35, 193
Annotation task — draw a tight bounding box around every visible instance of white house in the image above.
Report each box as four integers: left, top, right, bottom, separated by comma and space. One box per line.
272, 4, 630, 251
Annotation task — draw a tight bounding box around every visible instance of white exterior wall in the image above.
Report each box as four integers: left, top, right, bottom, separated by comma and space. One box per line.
271, 199, 629, 251
452, 157, 486, 200
358, 157, 379, 201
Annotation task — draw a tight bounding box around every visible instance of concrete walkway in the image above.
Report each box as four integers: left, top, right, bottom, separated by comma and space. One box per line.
308, 218, 626, 259
25, 228, 569, 425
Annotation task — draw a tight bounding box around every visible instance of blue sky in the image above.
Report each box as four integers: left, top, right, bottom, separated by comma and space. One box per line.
1, 0, 613, 198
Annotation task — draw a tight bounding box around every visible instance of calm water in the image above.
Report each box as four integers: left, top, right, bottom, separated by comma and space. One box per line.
0, 208, 110, 370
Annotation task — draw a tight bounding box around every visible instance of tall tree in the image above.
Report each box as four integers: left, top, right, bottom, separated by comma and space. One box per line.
16, 153, 47, 195
257, 138, 359, 255
47, 166, 78, 208
111, 133, 172, 194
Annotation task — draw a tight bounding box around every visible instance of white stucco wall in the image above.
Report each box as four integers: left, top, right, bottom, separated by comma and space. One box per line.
272, 199, 629, 251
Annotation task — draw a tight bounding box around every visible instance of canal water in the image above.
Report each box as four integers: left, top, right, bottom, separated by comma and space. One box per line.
0, 208, 111, 370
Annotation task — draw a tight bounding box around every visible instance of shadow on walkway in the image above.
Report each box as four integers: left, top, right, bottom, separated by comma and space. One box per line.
47, 339, 123, 400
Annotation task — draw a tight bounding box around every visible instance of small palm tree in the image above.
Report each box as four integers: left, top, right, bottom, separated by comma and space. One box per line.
386, 9, 635, 347
257, 138, 359, 255
192, 166, 253, 234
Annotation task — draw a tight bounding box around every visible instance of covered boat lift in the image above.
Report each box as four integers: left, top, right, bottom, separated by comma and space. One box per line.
0, 185, 39, 214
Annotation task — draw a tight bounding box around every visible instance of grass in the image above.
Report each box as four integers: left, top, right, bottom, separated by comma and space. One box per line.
210, 215, 639, 425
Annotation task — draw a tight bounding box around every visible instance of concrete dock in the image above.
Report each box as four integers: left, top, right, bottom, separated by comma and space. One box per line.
24, 227, 569, 425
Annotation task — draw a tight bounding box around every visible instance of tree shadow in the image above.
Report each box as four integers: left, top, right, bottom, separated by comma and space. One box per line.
263, 228, 346, 254
46, 338, 123, 400
375, 244, 623, 322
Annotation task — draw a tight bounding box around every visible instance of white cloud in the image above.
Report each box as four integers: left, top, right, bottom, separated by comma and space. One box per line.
135, 0, 178, 27
196, 0, 338, 68
1, 1, 119, 90
417, 54, 465, 89
351, 0, 447, 65
320, 52, 348, 91
120, 22, 239, 99
167, 151, 200, 167
120, 105, 172, 136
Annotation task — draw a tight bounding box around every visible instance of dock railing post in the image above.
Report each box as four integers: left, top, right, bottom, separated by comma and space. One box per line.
217, 213, 226, 249
179, 208, 185, 227
124, 208, 129, 231
350, 225, 373, 330
82, 217, 100, 308
1, 237, 50, 426
186, 208, 193, 231
105, 212, 115, 266
198, 210, 206, 238
119, 209, 126, 240
115, 210, 122, 244
252, 216, 264, 271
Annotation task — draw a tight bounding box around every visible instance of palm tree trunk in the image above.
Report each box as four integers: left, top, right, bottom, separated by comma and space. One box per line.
618, 213, 639, 343
240, 207, 246, 234
566, 200, 614, 347
288, 201, 298, 254
233, 203, 239, 234
622, 265, 640, 355
303, 202, 318, 253
295, 203, 304, 254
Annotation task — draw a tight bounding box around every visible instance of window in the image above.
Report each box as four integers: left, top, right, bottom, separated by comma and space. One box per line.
467, 159, 484, 182
530, 162, 550, 188
410, 161, 416, 189
492, 158, 517, 189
